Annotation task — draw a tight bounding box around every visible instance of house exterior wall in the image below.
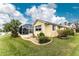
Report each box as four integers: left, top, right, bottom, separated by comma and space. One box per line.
33, 20, 58, 37
34, 20, 46, 36
45, 24, 58, 37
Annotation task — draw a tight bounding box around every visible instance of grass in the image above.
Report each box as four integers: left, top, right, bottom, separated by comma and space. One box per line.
0, 33, 79, 56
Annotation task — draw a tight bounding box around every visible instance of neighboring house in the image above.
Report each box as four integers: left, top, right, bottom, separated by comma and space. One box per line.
69, 23, 76, 33
19, 24, 33, 34
33, 19, 67, 37
70, 23, 76, 29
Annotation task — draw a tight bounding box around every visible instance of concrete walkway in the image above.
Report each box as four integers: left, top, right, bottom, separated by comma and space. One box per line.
19, 34, 52, 45
19, 34, 40, 45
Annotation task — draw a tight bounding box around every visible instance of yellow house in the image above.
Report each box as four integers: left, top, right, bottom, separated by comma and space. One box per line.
33, 20, 61, 37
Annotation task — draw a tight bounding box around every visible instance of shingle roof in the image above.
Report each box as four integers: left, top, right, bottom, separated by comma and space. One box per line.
33, 19, 68, 28
33, 19, 56, 25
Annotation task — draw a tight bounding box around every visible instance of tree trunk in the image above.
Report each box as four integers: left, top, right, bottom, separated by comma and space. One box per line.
11, 31, 19, 37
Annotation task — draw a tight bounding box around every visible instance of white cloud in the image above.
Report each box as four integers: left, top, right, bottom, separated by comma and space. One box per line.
13, 11, 28, 24
26, 3, 68, 25
0, 14, 10, 24
0, 3, 28, 29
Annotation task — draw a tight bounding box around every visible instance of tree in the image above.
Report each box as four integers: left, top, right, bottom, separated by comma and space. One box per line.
4, 23, 11, 32
0, 29, 3, 32
4, 19, 21, 37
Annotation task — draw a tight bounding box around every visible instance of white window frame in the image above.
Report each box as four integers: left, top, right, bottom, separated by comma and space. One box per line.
35, 25, 42, 31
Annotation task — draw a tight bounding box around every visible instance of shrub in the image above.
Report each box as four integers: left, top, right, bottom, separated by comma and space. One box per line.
76, 28, 79, 32
57, 28, 74, 38
68, 29, 74, 36
57, 30, 67, 38
38, 32, 45, 37
37, 32, 50, 43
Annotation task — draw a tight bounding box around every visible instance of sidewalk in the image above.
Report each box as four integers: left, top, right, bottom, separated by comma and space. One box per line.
19, 34, 40, 45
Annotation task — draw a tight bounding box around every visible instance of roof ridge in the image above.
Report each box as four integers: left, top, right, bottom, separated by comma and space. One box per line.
35, 19, 69, 28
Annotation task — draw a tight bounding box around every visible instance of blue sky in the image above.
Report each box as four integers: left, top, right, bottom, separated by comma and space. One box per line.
12, 3, 79, 23
56, 3, 79, 22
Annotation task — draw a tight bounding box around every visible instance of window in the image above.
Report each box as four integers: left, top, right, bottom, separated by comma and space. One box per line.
52, 25, 55, 31
35, 25, 41, 31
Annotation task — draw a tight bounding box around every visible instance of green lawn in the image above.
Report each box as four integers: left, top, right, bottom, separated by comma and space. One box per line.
0, 33, 79, 56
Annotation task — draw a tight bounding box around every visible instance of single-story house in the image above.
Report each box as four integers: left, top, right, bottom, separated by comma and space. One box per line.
33, 19, 68, 37
19, 19, 76, 37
